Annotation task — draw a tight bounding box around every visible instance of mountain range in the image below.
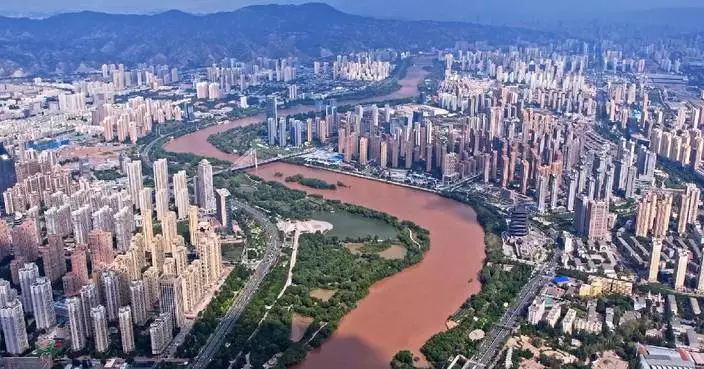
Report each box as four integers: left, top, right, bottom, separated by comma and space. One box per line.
0, 3, 551, 76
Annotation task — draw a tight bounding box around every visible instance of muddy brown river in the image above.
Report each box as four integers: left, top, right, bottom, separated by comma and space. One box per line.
164, 58, 486, 369
164, 59, 432, 162
251, 163, 484, 369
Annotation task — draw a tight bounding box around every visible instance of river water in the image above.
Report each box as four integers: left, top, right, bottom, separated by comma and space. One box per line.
164, 58, 486, 369
164, 59, 432, 163
250, 163, 485, 369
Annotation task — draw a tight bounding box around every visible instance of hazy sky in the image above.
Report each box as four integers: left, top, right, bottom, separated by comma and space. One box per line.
2, 0, 704, 19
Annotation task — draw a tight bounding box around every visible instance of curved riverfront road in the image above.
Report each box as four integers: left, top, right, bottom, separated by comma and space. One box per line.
164, 58, 432, 162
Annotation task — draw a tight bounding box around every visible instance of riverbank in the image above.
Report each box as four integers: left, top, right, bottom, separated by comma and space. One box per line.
249, 163, 485, 369
206, 172, 430, 369
163, 58, 431, 163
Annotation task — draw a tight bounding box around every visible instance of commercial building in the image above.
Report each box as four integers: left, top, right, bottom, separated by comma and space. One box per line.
508, 205, 529, 237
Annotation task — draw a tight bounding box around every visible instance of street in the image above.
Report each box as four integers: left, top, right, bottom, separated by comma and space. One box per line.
188, 198, 282, 369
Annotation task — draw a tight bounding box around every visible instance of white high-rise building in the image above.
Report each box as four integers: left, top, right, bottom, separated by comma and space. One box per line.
173, 171, 189, 220
18, 263, 39, 314
127, 161, 144, 210
139, 187, 153, 214
129, 280, 148, 326
195, 222, 223, 287
159, 275, 185, 328
0, 298, 29, 355
155, 189, 169, 221
66, 297, 86, 351
30, 277, 56, 330
195, 160, 215, 212
71, 206, 92, 245
80, 283, 99, 337
150, 313, 173, 355
0, 279, 13, 307
101, 270, 121, 321
91, 305, 109, 353
153, 158, 169, 193
118, 306, 135, 353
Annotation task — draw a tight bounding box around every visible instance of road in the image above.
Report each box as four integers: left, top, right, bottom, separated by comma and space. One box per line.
188, 198, 282, 369
454, 252, 560, 369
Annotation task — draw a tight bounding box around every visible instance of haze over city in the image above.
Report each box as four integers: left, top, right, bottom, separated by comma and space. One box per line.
4, 1, 704, 369
2, 0, 704, 20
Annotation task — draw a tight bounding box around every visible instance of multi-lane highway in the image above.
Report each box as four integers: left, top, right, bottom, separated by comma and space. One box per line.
456, 252, 560, 369
188, 198, 282, 369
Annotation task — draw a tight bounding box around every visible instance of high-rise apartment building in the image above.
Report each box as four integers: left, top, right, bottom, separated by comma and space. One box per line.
142, 267, 160, 306
649, 238, 664, 283
71, 206, 92, 246
89, 230, 114, 268
118, 306, 135, 353
159, 275, 185, 328
149, 313, 173, 355
153, 158, 169, 193
195, 222, 223, 287
91, 305, 109, 353
114, 206, 134, 252
127, 161, 144, 210
188, 206, 199, 246
101, 270, 121, 322
155, 189, 169, 221
162, 211, 177, 253
678, 183, 700, 234
66, 297, 86, 351
675, 249, 690, 290
215, 188, 231, 231
80, 283, 99, 337
129, 280, 148, 326
173, 170, 189, 220
0, 298, 29, 355
574, 197, 609, 241
42, 235, 66, 284
195, 160, 215, 212
636, 191, 673, 238
0, 144, 17, 198
30, 277, 56, 330
18, 263, 39, 314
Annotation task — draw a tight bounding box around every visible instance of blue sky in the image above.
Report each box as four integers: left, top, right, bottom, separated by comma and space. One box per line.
2, 0, 703, 19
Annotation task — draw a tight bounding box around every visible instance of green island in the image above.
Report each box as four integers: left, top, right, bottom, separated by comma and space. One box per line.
284, 174, 337, 190
199, 173, 429, 369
